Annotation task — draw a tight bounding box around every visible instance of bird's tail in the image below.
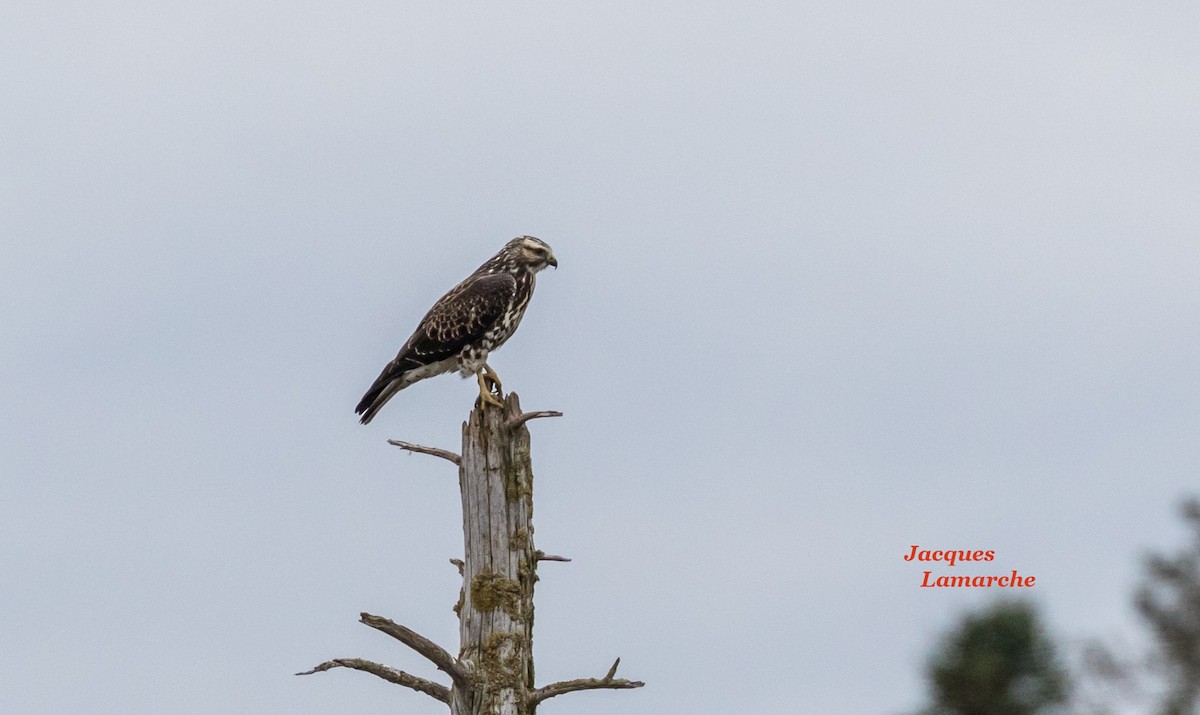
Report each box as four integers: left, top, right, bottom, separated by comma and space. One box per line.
356, 380, 402, 424
355, 364, 409, 424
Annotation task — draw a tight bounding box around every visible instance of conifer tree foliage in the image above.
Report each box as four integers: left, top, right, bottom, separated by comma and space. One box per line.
1135, 497, 1200, 715
918, 600, 1068, 715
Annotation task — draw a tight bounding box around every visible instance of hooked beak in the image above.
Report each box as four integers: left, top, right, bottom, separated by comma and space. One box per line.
547, 253, 558, 269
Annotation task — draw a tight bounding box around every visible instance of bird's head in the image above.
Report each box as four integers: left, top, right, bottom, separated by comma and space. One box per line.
503, 235, 558, 273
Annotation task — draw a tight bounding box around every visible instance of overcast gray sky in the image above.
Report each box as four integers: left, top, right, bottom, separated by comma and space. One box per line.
3, 3, 1199, 713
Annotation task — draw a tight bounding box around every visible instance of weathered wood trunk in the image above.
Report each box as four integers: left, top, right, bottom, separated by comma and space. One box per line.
300, 392, 641, 713
451, 394, 537, 715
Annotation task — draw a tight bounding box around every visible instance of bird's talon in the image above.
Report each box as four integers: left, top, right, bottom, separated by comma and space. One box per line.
476, 391, 505, 410
476, 370, 505, 409
481, 364, 504, 394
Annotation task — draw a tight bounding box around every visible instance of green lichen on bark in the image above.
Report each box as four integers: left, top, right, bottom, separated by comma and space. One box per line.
502, 449, 533, 504
517, 556, 540, 590
512, 527, 530, 551
471, 571, 522, 619
480, 631, 528, 692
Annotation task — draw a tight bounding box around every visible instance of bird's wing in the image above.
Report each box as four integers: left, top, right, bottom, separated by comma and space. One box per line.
355, 273, 517, 421
398, 271, 517, 368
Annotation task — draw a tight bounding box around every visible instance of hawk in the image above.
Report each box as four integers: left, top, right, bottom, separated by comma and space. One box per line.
355, 236, 558, 424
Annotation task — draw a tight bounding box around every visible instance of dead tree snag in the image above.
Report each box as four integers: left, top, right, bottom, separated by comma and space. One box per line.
300, 393, 643, 713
